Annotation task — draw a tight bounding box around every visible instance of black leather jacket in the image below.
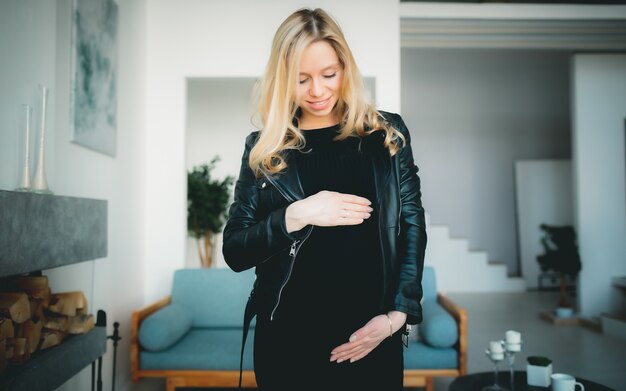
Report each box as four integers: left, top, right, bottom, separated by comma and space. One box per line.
222, 111, 427, 326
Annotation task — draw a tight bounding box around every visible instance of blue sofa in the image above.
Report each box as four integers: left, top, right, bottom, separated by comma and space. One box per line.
130, 266, 466, 391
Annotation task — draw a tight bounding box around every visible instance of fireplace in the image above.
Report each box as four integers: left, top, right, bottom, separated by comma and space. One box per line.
0, 190, 108, 390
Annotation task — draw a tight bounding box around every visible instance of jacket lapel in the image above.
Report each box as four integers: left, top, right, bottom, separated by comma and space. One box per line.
265, 149, 307, 203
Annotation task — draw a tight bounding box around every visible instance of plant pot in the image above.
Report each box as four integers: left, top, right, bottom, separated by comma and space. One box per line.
555, 306, 574, 318
527, 363, 552, 387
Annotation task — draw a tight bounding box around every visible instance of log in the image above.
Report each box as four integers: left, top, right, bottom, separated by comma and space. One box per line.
0, 318, 15, 339
16, 319, 42, 353
11, 337, 30, 364
43, 312, 69, 332
77, 297, 89, 315
68, 314, 94, 334
48, 295, 71, 316
0, 292, 31, 323
40, 329, 66, 350
48, 291, 87, 317
34, 287, 52, 310
16, 276, 50, 299
29, 299, 45, 321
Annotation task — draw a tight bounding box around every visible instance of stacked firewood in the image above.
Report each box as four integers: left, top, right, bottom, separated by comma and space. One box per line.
0, 275, 94, 373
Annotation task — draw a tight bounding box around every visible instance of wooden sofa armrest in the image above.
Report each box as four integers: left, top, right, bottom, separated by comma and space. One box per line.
131, 295, 172, 382
437, 293, 468, 375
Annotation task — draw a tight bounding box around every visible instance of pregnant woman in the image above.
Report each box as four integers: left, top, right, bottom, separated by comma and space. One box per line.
222, 7, 427, 391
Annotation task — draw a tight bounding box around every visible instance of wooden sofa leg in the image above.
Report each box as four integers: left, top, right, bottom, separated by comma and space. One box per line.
166, 377, 177, 391
425, 377, 434, 391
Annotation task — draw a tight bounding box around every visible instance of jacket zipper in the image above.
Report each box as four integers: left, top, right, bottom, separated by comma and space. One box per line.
270, 230, 312, 321
272, 240, 299, 321
260, 171, 315, 321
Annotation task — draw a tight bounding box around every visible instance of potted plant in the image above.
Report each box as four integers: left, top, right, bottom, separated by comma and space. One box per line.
527, 356, 553, 387
187, 157, 234, 268
536, 224, 582, 317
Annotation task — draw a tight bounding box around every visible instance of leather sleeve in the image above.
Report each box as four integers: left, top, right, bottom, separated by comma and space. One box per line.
389, 113, 427, 325
222, 131, 303, 272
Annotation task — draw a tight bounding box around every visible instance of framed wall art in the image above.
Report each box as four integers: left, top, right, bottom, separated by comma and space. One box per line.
69, 0, 118, 157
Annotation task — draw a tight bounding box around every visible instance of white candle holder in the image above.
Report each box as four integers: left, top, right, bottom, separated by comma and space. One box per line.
483, 346, 510, 391
15, 104, 33, 191
32, 84, 53, 195
500, 338, 523, 389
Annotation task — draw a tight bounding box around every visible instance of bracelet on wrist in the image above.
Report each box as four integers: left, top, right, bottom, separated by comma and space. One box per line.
384, 314, 393, 338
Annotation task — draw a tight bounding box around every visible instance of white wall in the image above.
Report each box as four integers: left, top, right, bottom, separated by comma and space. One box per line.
515, 160, 573, 289
0, 0, 57, 190
572, 54, 626, 318
0, 0, 147, 389
144, 0, 401, 304
401, 48, 571, 275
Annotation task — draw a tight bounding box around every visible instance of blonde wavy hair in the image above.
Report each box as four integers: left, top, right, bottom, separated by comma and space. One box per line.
249, 7, 405, 178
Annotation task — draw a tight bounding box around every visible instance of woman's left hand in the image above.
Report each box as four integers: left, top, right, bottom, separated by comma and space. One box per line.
329, 311, 407, 364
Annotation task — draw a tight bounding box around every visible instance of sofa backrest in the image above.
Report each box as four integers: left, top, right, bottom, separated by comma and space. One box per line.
171, 268, 256, 328
422, 266, 437, 302
170, 266, 435, 328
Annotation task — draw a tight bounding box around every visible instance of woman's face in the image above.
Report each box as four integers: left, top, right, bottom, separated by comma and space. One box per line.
296, 40, 343, 128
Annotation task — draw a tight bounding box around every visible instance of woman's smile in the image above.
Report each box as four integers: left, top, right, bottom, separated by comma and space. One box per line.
306, 97, 331, 110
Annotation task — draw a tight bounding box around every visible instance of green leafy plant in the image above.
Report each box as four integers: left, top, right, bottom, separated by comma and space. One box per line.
536, 224, 582, 309
187, 157, 234, 267
527, 356, 552, 367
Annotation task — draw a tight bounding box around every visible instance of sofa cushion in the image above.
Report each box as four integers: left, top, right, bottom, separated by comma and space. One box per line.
140, 327, 254, 371
419, 300, 458, 348
404, 340, 458, 369
139, 303, 192, 352
171, 268, 256, 328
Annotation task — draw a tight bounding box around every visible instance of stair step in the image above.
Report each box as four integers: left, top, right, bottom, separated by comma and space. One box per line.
425, 217, 527, 292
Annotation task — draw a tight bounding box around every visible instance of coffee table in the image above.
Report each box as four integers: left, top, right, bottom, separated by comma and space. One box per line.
449, 371, 616, 391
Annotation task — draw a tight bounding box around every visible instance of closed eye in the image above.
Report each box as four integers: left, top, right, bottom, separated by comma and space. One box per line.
299, 74, 337, 84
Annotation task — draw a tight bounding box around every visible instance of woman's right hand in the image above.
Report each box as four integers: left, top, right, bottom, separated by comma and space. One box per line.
285, 190, 373, 233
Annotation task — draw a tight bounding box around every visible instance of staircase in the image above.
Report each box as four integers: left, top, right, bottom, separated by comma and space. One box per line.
424, 213, 526, 293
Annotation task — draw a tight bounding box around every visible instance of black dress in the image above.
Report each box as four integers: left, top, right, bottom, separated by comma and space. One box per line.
253, 124, 404, 391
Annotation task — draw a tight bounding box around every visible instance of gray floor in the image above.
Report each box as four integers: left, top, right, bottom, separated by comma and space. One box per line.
130, 291, 626, 391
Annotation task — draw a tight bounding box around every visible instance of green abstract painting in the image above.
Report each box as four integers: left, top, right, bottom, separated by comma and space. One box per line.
70, 0, 118, 156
